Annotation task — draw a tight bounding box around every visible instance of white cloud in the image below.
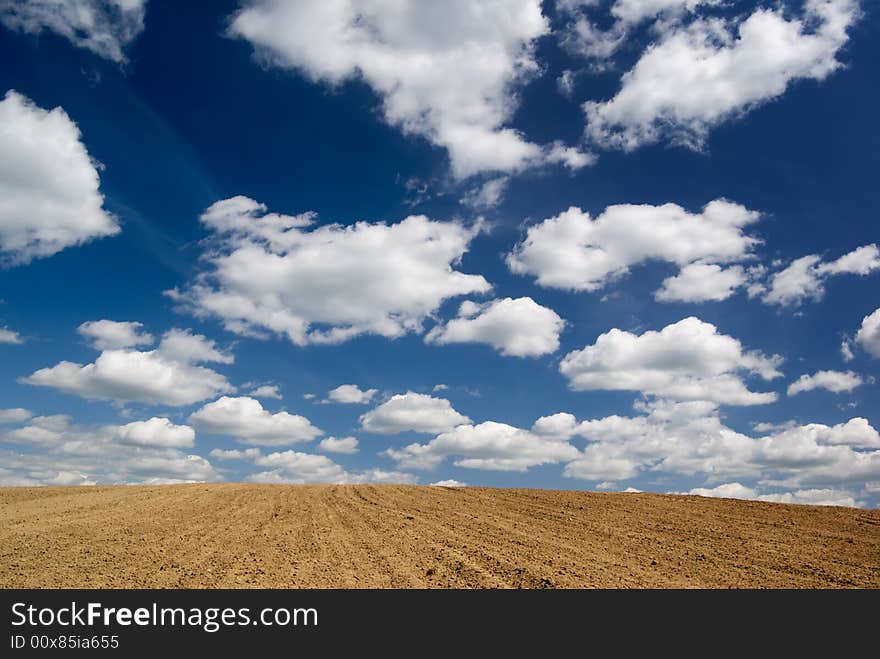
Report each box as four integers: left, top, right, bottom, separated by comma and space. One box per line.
326, 384, 378, 405
0, 408, 32, 424
425, 297, 565, 357
584, 0, 860, 150
762, 245, 880, 307
209, 447, 261, 461
768, 417, 879, 449
228, 0, 590, 178
0, 0, 147, 62
556, 69, 576, 97
841, 338, 855, 362
318, 436, 359, 454
562, 399, 880, 490
385, 420, 580, 471
249, 450, 346, 484
654, 263, 747, 303
683, 482, 860, 507
0, 326, 23, 344
24, 327, 233, 406
247, 384, 282, 400
787, 370, 864, 396
531, 412, 579, 441
0, 91, 119, 265
460, 176, 509, 210
755, 488, 860, 507
189, 396, 322, 447
507, 200, 760, 292
77, 320, 154, 350
247, 449, 416, 484
855, 307, 880, 358
686, 482, 758, 500
115, 417, 195, 449
0, 414, 220, 485
432, 384, 448, 392
430, 479, 467, 486
611, 0, 717, 24
156, 328, 233, 364
559, 317, 782, 405
168, 197, 491, 345
360, 392, 471, 435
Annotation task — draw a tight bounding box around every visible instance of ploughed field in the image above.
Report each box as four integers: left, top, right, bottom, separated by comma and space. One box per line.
1, 484, 877, 588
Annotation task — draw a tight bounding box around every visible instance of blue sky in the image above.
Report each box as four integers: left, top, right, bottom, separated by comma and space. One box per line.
1, 0, 879, 507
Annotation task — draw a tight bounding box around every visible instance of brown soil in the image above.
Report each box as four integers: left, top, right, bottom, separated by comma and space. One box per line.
1, 484, 877, 588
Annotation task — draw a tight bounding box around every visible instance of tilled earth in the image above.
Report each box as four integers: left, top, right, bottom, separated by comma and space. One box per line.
1, 484, 877, 588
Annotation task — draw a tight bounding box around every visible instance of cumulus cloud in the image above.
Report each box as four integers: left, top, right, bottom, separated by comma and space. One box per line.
189, 396, 322, 447
0, 413, 219, 485
562, 398, 880, 490
208, 447, 261, 461
78, 320, 153, 350
584, 0, 861, 150
318, 436, 359, 454
655, 263, 748, 303
683, 482, 860, 507
559, 317, 782, 405
0, 91, 119, 265
0, 408, 32, 424
247, 384, 282, 399
0, 0, 147, 62
425, 297, 565, 357
385, 420, 580, 472
787, 370, 864, 396
325, 384, 378, 405
430, 479, 467, 487
245, 449, 417, 484
360, 392, 471, 435
854, 307, 880, 358
762, 245, 880, 307
507, 200, 760, 293
167, 197, 491, 345
24, 326, 233, 406
115, 417, 195, 448
228, 0, 590, 178
0, 326, 23, 344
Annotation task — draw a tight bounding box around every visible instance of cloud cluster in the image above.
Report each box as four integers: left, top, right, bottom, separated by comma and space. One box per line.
507, 200, 760, 296
426, 297, 565, 357
227, 0, 592, 179
210, 446, 416, 485
0, 413, 217, 486
0, 91, 119, 265
582, 0, 860, 150
24, 325, 234, 406
562, 400, 879, 493
189, 396, 322, 447
559, 317, 782, 405
0, 0, 147, 62
384, 420, 580, 472
168, 197, 491, 345
683, 482, 859, 508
